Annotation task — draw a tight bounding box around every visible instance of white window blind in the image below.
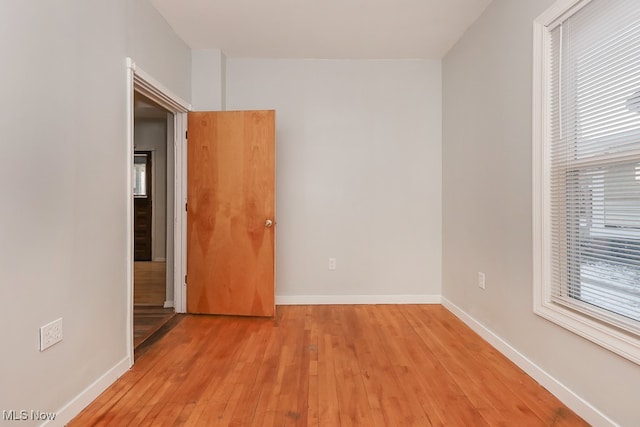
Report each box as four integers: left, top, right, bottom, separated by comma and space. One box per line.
547, 0, 640, 334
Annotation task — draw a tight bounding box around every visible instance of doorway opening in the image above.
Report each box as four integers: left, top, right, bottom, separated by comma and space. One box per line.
133, 93, 174, 348
126, 58, 190, 364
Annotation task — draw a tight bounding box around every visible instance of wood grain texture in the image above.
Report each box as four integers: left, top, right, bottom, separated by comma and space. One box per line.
134, 261, 166, 306
134, 261, 172, 348
133, 306, 174, 348
71, 305, 588, 426
187, 110, 275, 317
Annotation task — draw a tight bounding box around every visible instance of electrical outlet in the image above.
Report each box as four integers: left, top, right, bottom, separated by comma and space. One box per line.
478, 272, 486, 290
328, 258, 336, 270
40, 318, 63, 351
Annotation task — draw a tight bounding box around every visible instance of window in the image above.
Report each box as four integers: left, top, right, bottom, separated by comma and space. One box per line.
133, 153, 149, 197
533, 0, 640, 364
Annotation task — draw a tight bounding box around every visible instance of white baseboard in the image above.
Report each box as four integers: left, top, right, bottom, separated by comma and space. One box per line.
44, 356, 131, 427
163, 300, 174, 308
276, 294, 441, 305
441, 298, 616, 427
152, 257, 166, 262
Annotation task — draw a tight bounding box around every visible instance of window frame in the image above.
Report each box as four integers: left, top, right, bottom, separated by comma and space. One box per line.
532, 0, 640, 365
133, 152, 150, 198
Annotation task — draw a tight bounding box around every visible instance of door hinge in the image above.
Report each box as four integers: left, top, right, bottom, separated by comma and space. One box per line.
184, 274, 187, 284
185, 202, 188, 212
185, 130, 188, 139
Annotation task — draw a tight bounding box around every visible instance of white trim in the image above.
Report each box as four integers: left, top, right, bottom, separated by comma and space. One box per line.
532, 2, 552, 332
163, 300, 174, 308
153, 258, 166, 262
276, 294, 441, 305
175, 112, 188, 314
441, 298, 617, 427
126, 58, 190, 112
125, 63, 135, 366
544, 0, 592, 30
43, 357, 130, 427
535, 303, 640, 365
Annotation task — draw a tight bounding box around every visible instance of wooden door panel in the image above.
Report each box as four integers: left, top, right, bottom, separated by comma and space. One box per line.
187, 110, 275, 317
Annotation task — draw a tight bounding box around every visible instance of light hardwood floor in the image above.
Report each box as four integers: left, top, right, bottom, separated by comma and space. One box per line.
135, 261, 167, 306
134, 261, 174, 348
71, 305, 586, 426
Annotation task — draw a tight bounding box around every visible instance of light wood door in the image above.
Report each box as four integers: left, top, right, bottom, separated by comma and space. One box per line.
187, 110, 275, 317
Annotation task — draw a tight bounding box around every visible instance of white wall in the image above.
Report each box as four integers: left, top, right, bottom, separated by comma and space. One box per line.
0, 1, 190, 425
192, 49, 226, 110
125, 0, 191, 102
226, 59, 442, 301
134, 119, 167, 261
442, 0, 640, 425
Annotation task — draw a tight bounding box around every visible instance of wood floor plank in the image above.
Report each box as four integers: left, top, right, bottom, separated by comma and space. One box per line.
402, 306, 530, 423
347, 305, 428, 427
375, 305, 486, 426
134, 261, 166, 306
304, 306, 320, 426
402, 305, 586, 426
331, 307, 377, 426
70, 305, 588, 426
225, 322, 273, 425
277, 307, 311, 426
133, 261, 174, 350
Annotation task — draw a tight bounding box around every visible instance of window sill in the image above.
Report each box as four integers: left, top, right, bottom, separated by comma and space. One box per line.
534, 299, 640, 365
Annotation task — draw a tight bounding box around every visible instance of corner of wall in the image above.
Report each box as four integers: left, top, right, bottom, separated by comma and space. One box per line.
441, 298, 616, 427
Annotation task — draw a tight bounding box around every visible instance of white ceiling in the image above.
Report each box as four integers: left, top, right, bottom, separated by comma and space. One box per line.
150, 0, 493, 59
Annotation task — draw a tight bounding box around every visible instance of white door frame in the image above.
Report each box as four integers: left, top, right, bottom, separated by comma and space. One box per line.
126, 58, 190, 365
